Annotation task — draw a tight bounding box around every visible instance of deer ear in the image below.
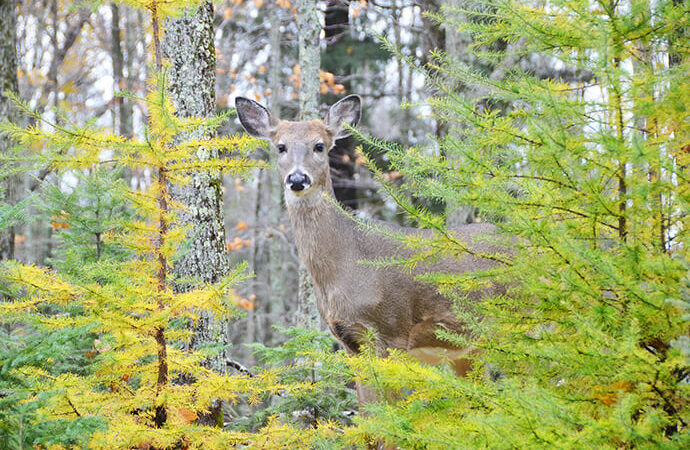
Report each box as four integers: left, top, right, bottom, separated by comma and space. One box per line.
326, 95, 361, 140
235, 97, 277, 140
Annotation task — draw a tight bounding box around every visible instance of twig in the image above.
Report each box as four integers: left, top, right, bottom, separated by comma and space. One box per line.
226, 358, 256, 377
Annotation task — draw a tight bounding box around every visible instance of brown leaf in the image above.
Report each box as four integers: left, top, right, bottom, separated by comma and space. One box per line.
178, 407, 198, 424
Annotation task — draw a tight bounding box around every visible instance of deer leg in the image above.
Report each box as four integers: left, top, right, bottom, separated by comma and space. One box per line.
407, 319, 477, 377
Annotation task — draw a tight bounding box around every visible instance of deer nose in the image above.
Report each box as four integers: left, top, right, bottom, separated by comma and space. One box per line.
286, 171, 311, 191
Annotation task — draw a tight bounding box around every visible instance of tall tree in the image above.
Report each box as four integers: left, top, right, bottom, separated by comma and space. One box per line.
161, 1, 230, 372
110, 1, 133, 139
0, 0, 18, 261
297, 0, 321, 120
346, 0, 690, 446
294, 0, 321, 330
323, 0, 358, 209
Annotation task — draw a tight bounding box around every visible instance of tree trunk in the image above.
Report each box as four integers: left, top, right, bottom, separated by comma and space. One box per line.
323, 0, 358, 209
161, 1, 229, 373
295, 0, 321, 330
110, 2, 133, 139
297, 0, 321, 120
0, 0, 18, 261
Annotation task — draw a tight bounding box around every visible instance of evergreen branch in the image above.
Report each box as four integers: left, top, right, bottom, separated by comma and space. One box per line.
513, 201, 620, 232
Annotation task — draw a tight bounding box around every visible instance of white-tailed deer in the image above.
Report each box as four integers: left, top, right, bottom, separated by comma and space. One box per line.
235, 95, 505, 382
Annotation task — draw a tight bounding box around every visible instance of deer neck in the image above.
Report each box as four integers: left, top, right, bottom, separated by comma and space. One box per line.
286, 182, 350, 287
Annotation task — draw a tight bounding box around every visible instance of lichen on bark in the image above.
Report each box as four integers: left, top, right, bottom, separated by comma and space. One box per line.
161, 0, 229, 373
294, 0, 322, 330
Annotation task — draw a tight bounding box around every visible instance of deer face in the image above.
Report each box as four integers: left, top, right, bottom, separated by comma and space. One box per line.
235, 95, 361, 199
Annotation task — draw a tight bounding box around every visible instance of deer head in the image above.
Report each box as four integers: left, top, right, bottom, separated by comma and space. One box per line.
235, 95, 361, 202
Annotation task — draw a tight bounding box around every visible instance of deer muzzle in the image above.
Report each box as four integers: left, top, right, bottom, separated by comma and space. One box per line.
286, 171, 312, 192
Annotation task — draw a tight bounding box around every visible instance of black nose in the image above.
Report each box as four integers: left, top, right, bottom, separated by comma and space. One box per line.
286, 171, 311, 191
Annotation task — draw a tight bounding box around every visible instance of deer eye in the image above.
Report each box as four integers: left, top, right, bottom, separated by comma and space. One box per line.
277, 144, 287, 154
313, 143, 325, 153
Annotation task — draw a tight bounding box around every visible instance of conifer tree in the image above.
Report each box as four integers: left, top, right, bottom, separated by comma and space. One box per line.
331, 0, 690, 447
0, 0, 321, 446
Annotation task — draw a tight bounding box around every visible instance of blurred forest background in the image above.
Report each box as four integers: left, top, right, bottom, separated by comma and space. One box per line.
0, 0, 688, 448
1, 0, 613, 360
1, 0, 481, 357
4, 1, 444, 360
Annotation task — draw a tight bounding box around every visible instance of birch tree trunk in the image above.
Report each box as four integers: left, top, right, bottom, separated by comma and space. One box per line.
295, 0, 321, 330
161, 1, 229, 373
0, 0, 18, 260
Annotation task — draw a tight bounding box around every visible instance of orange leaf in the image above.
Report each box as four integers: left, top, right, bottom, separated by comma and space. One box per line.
593, 392, 618, 406
51, 211, 70, 230
51, 221, 69, 230
226, 237, 245, 251
238, 297, 255, 311
235, 221, 249, 231
178, 408, 198, 424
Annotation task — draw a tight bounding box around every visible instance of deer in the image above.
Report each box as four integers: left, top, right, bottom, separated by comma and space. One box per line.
235, 94, 507, 403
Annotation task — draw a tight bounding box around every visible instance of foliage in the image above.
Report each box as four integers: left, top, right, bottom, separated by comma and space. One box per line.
339, 0, 690, 447
0, 323, 107, 449
39, 168, 134, 280
1, 0, 688, 447
228, 326, 357, 432
0, 69, 270, 447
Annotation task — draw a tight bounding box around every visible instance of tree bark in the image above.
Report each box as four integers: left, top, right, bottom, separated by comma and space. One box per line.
0, 0, 18, 260
295, 0, 321, 330
161, 1, 230, 373
323, 0, 358, 209
297, 0, 321, 120
110, 2, 133, 138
